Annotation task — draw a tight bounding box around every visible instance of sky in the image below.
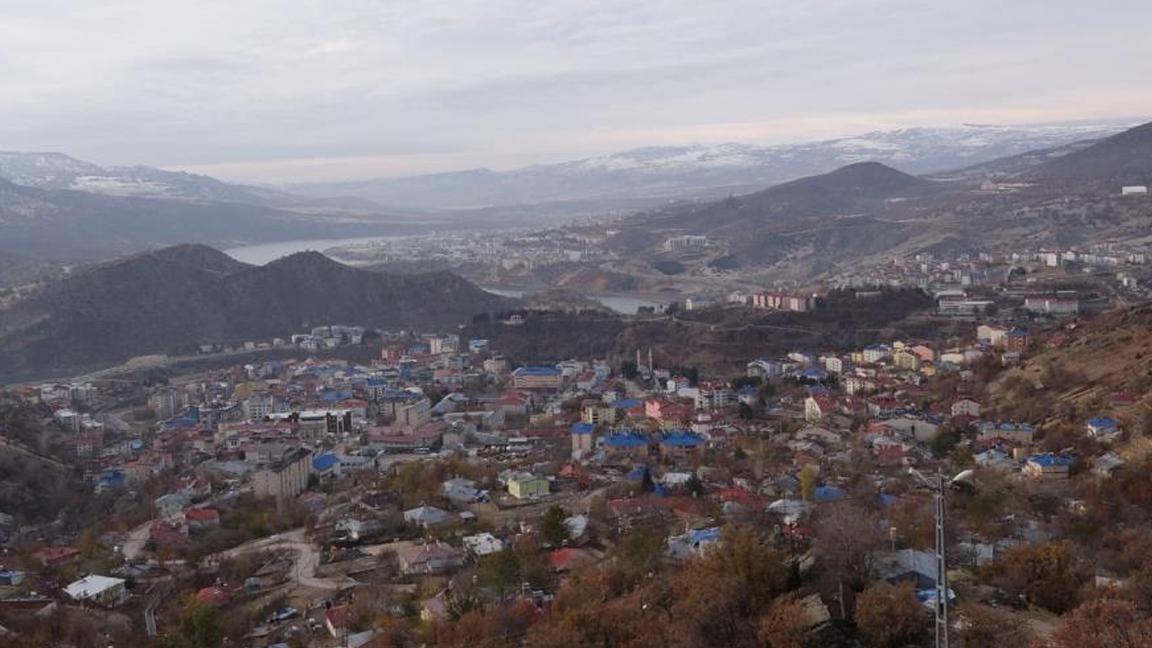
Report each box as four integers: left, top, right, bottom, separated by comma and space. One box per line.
2, 0, 1151, 183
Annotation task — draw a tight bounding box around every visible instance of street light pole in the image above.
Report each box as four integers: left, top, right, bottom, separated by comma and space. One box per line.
934, 473, 950, 648
909, 468, 953, 648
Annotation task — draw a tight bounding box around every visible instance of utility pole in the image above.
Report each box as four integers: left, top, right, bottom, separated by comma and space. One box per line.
909, 468, 952, 648
934, 473, 950, 648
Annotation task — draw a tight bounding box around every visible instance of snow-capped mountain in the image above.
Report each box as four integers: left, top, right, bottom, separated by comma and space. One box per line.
0, 151, 382, 210
289, 121, 1136, 209
0, 150, 274, 203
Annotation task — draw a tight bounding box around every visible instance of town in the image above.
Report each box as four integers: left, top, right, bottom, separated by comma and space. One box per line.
1, 269, 1145, 647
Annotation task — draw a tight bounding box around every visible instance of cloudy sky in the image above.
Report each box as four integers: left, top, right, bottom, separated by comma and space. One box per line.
2, 0, 1151, 182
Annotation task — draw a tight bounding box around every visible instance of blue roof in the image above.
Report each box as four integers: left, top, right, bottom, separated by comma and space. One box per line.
604, 432, 647, 448
570, 422, 596, 435
513, 366, 561, 376
1028, 453, 1074, 467
653, 484, 671, 497
626, 465, 649, 480
312, 453, 339, 471
659, 431, 703, 447
1087, 416, 1118, 428
814, 486, 845, 502
323, 389, 352, 402
689, 527, 722, 544
613, 398, 643, 410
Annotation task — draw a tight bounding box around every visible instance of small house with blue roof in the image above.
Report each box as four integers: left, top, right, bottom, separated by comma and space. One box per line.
1086, 416, 1121, 441
1024, 453, 1074, 480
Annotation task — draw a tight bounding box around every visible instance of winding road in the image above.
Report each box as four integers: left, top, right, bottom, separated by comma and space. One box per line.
214, 528, 358, 591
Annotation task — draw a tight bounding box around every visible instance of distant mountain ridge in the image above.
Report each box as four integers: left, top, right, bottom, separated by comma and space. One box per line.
286, 122, 1134, 209
0, 244, 515, 378
0, 150, 381, 210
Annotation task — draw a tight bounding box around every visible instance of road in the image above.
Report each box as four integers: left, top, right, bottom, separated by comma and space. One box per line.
215, 528, 358, 591
121, 520, 153, 561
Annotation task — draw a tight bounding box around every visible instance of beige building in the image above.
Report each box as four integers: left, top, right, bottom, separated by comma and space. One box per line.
253, 447, 312, 508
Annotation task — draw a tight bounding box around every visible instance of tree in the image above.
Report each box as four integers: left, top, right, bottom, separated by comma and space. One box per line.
1038, 598, 1152, 648
992, 541, 1085, 613
540, 505, 569, 547
957, 603, 1032, 647
854, 581, 928, 648
162, 602, 223, 648
611, 526, 665, 592
757, 594, 813, 648
477, 548, 522, 601
812, 503, 886, 618
799, 466, 818, 502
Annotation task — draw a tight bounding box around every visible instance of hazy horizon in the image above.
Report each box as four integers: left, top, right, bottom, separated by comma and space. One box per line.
4, 1, 1151, 183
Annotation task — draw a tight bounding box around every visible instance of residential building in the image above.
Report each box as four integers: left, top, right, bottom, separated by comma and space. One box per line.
507, 473, 550, 499
1023, 453, 1073, 480
64, 575, 127, 608
252, 447, 312, 508
511, 366, 563, 390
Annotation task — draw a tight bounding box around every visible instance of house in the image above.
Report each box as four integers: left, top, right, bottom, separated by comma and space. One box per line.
441, 478, 483, 505
396, 542, 464, 575
950, 399, 981, 419
666, 527, 722, 560
875, 549, 939, 590
804, 395, 837, 422
507, 474, 550, 500
195, 586, 232, 608
184, 507, 221, 531
403, 506, 450, 527
976, 324, 1008, 347
1004, 328, 1030, 352
462, 533, 504, 556
0, 570, 25, 586
154, 492, 191, 519
1094, 453, 1126, 477
1023, 454, 1074, 480
885, 417, 941, 443
1086, 417, 1121, 441
976, 421, 1035, 445
549, 547, 596, 572
33, 546, 80, 567
64, 575, 128, 607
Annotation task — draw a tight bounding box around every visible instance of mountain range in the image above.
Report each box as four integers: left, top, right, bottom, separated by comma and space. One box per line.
286, 121, 1134, 209
0, 120, 1139, 261
0, 245, 514, 380
602, 119, 1152, 278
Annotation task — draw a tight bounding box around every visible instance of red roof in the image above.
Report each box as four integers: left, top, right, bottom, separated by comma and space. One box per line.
325, 604, 350, 631
195, 586, 231, 607
184, 508, 220, 522
549, 547, 593, 571
33, 546, 79, 565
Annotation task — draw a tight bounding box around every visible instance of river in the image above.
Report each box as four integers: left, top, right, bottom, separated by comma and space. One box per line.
224, 236, 407, 266
223, 239, 661, 315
